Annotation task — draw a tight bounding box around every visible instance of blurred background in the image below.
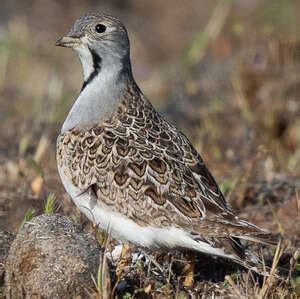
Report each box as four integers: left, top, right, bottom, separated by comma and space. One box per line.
0, 0, 299, 243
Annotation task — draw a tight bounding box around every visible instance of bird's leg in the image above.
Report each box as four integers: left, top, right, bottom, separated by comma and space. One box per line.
116, 243, 132, 279
183, 253, 195, 288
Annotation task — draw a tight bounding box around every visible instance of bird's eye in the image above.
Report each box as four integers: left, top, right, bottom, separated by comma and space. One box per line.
95, 24, 106, 34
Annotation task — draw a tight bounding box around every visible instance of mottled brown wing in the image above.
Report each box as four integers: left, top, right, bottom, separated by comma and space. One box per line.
57, 97, 232, 227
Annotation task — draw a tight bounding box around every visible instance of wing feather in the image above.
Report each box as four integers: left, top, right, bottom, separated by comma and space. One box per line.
57, 97, 234, 228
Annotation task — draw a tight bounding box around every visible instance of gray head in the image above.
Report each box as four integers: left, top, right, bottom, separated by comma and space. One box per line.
57, 14, 138, 133
56, 14, 132, 83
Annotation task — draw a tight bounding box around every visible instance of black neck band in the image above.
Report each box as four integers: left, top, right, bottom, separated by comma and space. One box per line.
80, 47, 102, 92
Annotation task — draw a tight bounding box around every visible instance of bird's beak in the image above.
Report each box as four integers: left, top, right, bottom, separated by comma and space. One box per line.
55, 34, 83, 48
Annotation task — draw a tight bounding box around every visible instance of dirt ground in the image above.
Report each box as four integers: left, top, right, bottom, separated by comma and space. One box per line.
0, 0, 299, 297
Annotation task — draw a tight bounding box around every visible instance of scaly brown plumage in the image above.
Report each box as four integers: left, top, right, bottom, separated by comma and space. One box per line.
56, 14, 278, 272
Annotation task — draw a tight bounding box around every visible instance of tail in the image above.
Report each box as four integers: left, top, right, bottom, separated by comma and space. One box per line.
228, 219, 283, 277
198, 217, 282, 276
234, 230, 281, 246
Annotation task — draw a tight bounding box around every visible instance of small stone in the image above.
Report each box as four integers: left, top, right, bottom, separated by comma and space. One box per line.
5, 214, 101, 298
0, 231, 15, 291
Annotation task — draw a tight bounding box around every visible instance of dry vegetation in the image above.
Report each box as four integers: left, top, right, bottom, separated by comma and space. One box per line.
0, 0, 299, 297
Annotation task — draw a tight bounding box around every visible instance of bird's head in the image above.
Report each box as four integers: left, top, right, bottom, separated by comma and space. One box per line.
56, 14, 131, 81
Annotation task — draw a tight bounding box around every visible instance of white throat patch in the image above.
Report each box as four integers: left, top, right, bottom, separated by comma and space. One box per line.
61, 48, 125, 133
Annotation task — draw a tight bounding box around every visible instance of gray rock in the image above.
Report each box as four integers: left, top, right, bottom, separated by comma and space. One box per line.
0, 231, 15, 295
5, 214, 101, 298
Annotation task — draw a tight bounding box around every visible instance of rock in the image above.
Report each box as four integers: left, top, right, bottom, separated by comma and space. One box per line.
0, 231, 15, 293
5, 214, 101, 298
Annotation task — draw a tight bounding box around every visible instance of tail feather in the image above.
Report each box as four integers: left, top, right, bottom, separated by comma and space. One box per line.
192, 216, 282, 277
234, 231, 281, 246
229, 217, 282, 246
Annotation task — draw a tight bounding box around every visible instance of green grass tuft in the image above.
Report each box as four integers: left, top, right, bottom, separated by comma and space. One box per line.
19, 208, 35, 230
44, 193, 57, 215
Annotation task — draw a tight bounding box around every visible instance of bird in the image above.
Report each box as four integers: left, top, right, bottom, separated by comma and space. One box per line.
56, 13, 277, 273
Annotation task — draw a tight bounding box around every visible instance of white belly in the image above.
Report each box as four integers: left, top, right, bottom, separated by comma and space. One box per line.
57, 165, 234, 259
